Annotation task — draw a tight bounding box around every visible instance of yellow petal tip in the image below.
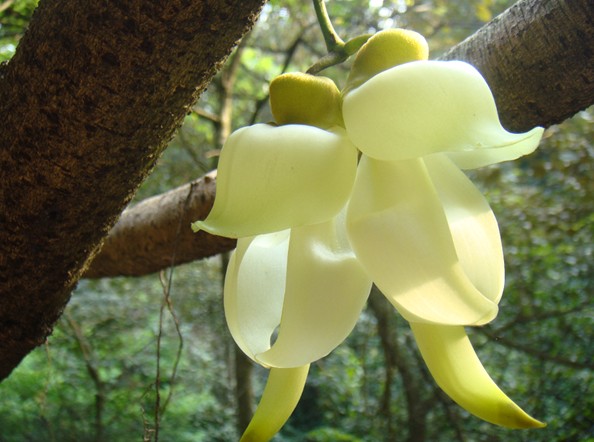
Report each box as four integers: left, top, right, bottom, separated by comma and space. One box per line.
240, 366, 310, 442
497, 401, 546, 429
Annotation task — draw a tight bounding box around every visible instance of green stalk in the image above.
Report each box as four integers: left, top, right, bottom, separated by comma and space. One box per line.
312, 0, 344, 52
308, 0, 371, 75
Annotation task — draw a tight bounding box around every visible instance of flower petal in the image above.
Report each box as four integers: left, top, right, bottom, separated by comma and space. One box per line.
346, 155, 498, 325
424, 154, 504, 303
445, 126, 543, 170
343, 60, 542, 164
224, 231, 290, 360
192, 124, 358, 238
240, 365, 310, 442
410, 322, 545, 429
257, 214, 373, 368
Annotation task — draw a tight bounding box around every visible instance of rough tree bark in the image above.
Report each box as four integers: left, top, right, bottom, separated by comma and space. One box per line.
86, 0, 594, 279
0, 0, 265, 381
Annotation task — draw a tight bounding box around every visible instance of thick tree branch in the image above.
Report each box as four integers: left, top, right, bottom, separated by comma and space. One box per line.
88, 0, 594, 280
84, 172, 236, 279
441, 0, 594, 132
0, 0, 265, 380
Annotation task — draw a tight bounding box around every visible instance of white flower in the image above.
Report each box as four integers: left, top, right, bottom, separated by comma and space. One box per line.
193, 29, 545, 441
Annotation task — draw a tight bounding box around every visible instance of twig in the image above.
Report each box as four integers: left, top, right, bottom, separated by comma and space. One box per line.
64, 312, 106, 442
191, 107, 221, 125
152, 183, 194, 440
476, 327, 594, 370
157, 270, 184, 414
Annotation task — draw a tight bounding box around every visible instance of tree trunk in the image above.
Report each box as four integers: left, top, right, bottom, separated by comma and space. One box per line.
234, 346, 255, 435
441, 0, 594, 132
0, 0, 264, 381
368, 289, 428, 442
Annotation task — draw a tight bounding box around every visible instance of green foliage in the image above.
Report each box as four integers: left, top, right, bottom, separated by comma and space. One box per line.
0, 260, 239, 441
0, 0, 38, 61
304, 427, 364, 442
1, 1, 593, 441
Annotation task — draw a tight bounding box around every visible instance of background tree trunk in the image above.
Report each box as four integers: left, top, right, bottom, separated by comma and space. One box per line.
0, 0, 264, 381
368, 289, 430, 442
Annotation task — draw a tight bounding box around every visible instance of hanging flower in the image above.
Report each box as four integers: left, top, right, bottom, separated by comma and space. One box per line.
193, 29, 545, 441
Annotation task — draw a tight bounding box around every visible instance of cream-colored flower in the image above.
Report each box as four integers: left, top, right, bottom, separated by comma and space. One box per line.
193, 29, 545, 441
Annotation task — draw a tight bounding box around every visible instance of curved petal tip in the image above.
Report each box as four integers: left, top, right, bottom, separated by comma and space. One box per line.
410, 323, 545, 429
240, 365, 310, 442
343, 61, 543, 165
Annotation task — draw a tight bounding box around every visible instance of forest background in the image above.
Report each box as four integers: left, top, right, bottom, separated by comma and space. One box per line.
0, 0, 593, 441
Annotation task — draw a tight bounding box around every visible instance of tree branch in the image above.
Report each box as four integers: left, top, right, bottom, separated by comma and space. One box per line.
191, 107, 222, 125
440, 0, 594, 132
84, 172, 236, 278
476, 327, 594, 370
88, 0, 594, 280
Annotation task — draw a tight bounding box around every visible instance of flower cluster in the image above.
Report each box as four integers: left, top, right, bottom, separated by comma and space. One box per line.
193, 29, 545, 441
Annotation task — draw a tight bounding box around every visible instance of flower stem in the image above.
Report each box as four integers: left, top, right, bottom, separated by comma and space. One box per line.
308, 0, 371, 75
312, 0, 344, 52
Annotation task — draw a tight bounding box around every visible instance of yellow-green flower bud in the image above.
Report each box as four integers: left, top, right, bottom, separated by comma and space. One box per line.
345, 29, 429, 93
270, 73, 343, 129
